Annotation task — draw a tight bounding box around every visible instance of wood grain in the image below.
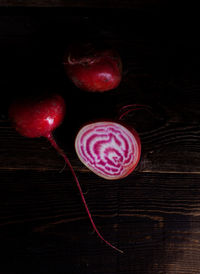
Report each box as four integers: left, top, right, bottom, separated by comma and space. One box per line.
1, 170, 200, 273
1, 121, 200, 173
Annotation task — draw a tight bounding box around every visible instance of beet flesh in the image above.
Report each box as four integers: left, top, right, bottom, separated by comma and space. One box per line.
75, 121, 141, 180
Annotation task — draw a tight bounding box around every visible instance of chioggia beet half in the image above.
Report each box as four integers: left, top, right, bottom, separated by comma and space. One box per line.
75, 121, 141, 180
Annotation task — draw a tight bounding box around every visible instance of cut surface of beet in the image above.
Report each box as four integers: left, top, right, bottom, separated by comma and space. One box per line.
75, 121, 141, 180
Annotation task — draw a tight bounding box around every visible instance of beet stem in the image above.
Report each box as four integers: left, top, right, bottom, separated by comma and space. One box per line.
118, 104, 153, 120
46, 133, 124, 254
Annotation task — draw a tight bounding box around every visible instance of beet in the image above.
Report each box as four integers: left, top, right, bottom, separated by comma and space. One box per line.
9, 94, 123, 253
9, 94, 66, 138
75, 121, 141, 180
64, 43, 122, 92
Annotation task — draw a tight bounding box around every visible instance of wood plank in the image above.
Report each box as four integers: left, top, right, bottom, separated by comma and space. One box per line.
0, 0, 163, 8
1, 170, 200, 273
1, 121, 200, 173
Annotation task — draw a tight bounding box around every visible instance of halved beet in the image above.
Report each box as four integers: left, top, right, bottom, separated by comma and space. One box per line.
75, 121, 141, 180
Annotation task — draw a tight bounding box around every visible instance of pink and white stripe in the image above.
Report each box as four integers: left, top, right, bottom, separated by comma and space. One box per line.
75, 122, 141, 179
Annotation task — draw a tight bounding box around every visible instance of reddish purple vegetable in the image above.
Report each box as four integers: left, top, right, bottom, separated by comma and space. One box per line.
75, 121, 141, 180
9, 94, 65, 138
9, 94, 123, 253
64, 44, 122, 92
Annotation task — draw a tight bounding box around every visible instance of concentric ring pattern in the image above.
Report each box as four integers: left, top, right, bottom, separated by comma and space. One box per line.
75, 122, 141, 179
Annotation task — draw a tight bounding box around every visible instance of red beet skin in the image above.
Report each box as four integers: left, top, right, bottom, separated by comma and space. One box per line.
75, 121, 141, 180
64, 45, 122, 92
9, 94, 66, 138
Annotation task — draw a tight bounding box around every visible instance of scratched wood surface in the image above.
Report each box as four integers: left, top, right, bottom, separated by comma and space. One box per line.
0, 7, 200, 274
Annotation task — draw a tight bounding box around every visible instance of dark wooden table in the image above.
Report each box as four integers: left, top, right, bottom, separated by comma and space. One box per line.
0, 3, 199, 274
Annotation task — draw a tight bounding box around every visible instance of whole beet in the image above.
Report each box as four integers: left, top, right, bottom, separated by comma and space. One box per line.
64, 44, 122, 92
9, 94, 65, 138
9, 94, 123, 253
